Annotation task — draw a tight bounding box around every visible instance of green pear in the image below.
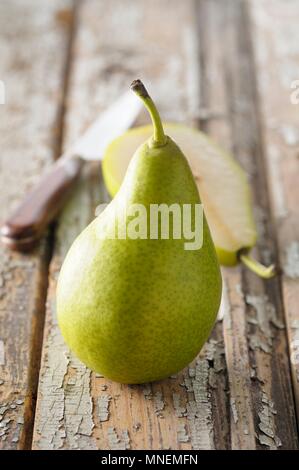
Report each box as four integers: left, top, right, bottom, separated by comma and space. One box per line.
57, 80, 222, 384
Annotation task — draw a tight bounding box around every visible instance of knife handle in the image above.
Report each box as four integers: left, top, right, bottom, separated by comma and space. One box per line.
1, 155, 84, 251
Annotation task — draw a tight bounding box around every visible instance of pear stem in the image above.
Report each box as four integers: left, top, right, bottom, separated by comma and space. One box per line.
239, 252, 276, 279
130, 79, 167, 147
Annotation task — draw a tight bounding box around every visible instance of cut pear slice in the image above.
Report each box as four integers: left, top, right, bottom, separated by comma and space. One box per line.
102, 123, 273, 276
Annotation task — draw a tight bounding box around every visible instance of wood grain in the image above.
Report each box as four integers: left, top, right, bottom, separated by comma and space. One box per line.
32, 0, 231, 450
0, 0, 73, 449
220, 0, 297, 449
193, 0, 298, 449
30, 0, 299, 450
249, 0, 299, 424
195, 0, 257, 449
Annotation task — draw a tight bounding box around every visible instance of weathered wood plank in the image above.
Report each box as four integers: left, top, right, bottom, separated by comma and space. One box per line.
195, 0, 257, 449
194, 0, 234, 450
222, 0, 298, 449
0, 0, 73, 449
196, 0, 298, 449
249, 0, 299, 425
32, 0, 299, 450
33, 0, 231, 450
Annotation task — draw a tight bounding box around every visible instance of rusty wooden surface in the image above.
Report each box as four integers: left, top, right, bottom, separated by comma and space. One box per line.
0, 0, 298, 450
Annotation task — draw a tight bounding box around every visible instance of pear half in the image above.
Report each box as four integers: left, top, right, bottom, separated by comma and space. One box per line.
103, 123, 258, 267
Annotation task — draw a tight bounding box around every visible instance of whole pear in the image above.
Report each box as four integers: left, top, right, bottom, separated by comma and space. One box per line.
57, 80, 222, 384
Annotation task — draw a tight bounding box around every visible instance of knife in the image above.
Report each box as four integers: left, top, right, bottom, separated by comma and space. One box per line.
1, 91, 142, 251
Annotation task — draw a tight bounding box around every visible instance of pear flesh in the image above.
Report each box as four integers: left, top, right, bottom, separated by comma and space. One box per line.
103, 123, 257, 266
57, 82, 222, 384
102, 124, 276, 279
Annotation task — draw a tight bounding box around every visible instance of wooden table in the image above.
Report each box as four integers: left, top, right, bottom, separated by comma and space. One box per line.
0, 0, 298, 450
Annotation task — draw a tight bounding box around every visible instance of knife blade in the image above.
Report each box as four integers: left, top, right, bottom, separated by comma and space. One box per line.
69, 90, 141, 161
1, 91, 142, 251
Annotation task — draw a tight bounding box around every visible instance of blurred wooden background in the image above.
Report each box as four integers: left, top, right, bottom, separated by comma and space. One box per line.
0, 0, 298, 450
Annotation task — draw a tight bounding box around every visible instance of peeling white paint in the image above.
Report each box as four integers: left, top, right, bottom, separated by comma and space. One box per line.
246, 294, 284, 353
172, 393, 186, 418
153, 391, 165, 416
142, 384, 152, 400
284, 242, 299, 279
188, 360, 214, 450
249, 335, 271, 354
177, 423, 189, 443
181, 377, 193, 392
257, 391, 281, 449
208, 369, 217, 389
34, 329, 95, 449
98, 395, 111, 422
107, 427, 130, 450
206, 339, 225, 373
230, 398, 238, 424
34, 330, 69, 449
64, 359, 95, 449
0, 401, 23, 444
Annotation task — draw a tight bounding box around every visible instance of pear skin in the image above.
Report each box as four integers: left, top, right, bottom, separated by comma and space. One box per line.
57, 81, 222, 384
